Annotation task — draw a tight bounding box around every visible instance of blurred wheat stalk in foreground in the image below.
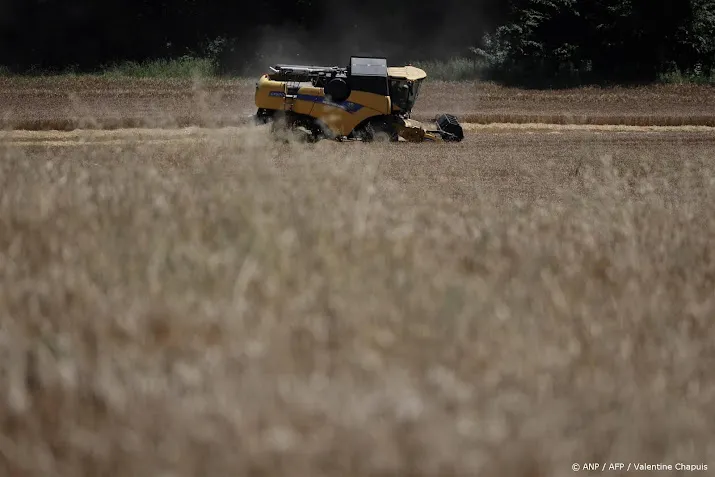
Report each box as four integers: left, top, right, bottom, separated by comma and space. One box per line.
1, 126, 714, 476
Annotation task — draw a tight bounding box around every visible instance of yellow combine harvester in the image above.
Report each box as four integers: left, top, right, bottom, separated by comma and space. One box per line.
252, 56, 464, 143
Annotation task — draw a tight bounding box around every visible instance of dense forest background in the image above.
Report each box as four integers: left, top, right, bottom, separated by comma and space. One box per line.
0, 0, 713, 84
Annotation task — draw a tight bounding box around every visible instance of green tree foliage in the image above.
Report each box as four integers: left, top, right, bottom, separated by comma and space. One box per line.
478, 0, 715, 85
682, 0, 715, 71
0, 0, 489, 74
0, 0, 712, 83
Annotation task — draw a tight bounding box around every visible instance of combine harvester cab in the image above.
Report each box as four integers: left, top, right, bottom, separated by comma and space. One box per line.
253, 56, 464, 143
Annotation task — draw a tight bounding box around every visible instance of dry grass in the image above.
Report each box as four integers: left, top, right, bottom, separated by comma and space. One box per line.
1, 125, 715, 476
0, 77, 256, 132
2, 77, 715, 130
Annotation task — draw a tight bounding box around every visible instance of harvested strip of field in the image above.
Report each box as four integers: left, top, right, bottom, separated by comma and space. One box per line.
461, 122, 715, 133
459, 113, 715, 127
2, 77, 714, 130
6, 115, 715, 132
0, 126, 220, 145
3, 123, 714, 148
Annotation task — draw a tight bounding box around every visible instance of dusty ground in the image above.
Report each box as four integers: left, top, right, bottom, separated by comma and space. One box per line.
2, 77, 715, 130
1, 117, 714, 476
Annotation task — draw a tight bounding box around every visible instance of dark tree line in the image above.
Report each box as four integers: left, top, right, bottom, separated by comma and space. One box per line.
0, 0, 713, 83
0, 0, 498, 73
477, 0, 715, 84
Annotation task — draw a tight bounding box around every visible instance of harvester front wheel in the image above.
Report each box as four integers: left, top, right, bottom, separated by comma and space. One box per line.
359, 118, 399, 142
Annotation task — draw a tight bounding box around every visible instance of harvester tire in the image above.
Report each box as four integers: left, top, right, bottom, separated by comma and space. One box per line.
362, 118, 399, 142
254, 108, 274, 125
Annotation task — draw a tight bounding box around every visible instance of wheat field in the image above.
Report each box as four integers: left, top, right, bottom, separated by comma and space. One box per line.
3, 77, 715, 130
1, 78, 715, 476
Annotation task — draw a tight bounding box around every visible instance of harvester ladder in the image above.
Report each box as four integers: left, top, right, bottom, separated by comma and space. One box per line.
284, 82, 301, 111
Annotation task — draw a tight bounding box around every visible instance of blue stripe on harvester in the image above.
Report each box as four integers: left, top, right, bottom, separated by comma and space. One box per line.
267, 90, 363, 113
